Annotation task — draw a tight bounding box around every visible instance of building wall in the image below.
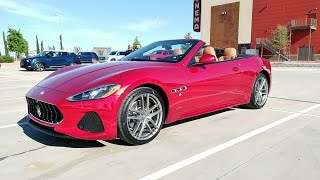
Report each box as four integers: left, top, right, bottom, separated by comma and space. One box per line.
201, 0, 253, 45
210, 2, 240, 49
251, 0, 320, 55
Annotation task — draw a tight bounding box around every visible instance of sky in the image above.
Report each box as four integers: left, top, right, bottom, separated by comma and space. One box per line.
0, 0, 200, 53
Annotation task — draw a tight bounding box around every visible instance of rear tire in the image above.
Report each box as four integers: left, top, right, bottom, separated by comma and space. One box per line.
92, 58, 98, 64
117, 87, 165, 145
243, 73, 269, 109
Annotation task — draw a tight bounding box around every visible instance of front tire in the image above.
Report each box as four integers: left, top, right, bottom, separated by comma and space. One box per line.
243, 73, 269, 109
117, 87, 165, 145
34, 62, 44, 72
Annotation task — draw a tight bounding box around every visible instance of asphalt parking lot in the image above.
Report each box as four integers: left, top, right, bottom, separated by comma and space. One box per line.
1, 66, 320, 180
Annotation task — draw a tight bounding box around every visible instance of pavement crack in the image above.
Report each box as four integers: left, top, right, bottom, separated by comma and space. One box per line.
0, 146, 47, 161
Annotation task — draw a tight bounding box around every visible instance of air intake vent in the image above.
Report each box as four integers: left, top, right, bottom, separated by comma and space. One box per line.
77, 112, 104, 133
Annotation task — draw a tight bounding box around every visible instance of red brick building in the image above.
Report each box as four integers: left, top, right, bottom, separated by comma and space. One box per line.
200, 0, 319, 61
252, 0, 319, 61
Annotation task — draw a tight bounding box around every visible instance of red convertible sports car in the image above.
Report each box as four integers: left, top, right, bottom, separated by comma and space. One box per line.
26, 39, 271, 145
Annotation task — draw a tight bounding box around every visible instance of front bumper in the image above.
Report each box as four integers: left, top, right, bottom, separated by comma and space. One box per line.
26, 86, 119, 140
20, 61, 33, 69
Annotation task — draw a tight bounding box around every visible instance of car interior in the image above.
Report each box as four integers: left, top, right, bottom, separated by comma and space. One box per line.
195, 45, 240, 64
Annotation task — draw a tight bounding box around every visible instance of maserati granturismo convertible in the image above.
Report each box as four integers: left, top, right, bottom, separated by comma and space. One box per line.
26, 39, 271, 145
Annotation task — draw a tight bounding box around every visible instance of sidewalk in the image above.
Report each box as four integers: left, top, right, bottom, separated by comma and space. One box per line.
271, 61, 320, 67
0, 61, 20, 68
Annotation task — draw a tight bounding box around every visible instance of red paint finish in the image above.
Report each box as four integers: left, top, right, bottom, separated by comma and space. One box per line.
26, 39, 271, 140
251, 0, 320, 54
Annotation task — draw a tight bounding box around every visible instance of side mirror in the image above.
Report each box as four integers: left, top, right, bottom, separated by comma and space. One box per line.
199, 54, 217, 64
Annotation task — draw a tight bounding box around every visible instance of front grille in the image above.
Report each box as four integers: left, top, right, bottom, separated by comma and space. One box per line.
26, 97, 63, 124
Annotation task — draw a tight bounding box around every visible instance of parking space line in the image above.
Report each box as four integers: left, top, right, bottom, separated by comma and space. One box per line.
0, 79, 38, 83
140, 104, 320, 180
263, 108, 320, 118
0, 109, 26, 115
0, 122, 28, 129
0, 72, 43, 80
0, 97, 25, 102
0, 86, 33, 90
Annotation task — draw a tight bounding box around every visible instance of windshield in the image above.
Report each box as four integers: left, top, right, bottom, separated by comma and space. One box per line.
109, 51, 117, 55
151, 50, 164, 54
121, 39, 197, 63
37, 51, 49, 57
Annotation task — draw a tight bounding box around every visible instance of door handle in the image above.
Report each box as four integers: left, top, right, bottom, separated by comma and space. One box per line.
232, 67, 239, 72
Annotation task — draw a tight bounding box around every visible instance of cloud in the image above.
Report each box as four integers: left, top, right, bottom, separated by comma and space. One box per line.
122, 16, 168, 32
0, 0, 70, 22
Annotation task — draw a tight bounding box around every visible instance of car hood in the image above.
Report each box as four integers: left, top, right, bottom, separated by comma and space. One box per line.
36, 61, 170, 93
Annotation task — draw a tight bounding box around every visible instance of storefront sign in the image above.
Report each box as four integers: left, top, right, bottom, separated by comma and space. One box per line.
193, 0, 201, 32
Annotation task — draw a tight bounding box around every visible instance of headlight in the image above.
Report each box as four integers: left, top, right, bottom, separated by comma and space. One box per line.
26, 59, 30, 62
67, 84, 121, 102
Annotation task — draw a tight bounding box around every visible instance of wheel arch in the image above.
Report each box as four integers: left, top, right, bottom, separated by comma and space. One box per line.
259, 70, 271, 93
136, 83, 169, 121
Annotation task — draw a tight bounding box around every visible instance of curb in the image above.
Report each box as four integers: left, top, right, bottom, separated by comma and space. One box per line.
271, 62, 320, 68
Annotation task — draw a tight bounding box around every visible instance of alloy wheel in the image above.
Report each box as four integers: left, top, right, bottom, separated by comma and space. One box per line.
126, 93, 163, 141
254, 76, 268, 106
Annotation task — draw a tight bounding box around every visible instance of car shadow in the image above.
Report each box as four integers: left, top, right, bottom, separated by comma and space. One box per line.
18, 116, 104, 148
19, 108, 236, 147
163, 108, 235, 129
19, 68, 58, 72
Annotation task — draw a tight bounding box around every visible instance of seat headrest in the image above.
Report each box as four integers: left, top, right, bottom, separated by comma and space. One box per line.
172, 49, 183, 56
224, 48, 237, 59
203, 46, 216, 56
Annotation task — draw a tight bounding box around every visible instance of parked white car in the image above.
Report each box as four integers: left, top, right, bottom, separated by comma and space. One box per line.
100, 51, 128, 62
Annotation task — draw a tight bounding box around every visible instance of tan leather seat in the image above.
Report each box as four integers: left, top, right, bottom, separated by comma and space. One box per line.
172, 49, 183, 56
203, 46, 216, 56
221, 48, 237, 61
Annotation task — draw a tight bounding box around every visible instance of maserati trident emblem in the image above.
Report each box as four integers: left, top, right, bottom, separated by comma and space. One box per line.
36, 105, 42, 117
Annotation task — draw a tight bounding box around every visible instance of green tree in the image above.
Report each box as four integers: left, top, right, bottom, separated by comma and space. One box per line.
40, 41, 44, 52
3, 31, 9, 56
181, 32, 193, 52
36, 35, 40, 54
0, 51, 1, 56
48, 45, 56, 50
269, 25, 289, 53
132, 36, 141, 50
7, 28, 28, 59
184, 32, 192, 39
59, 35, 63, 50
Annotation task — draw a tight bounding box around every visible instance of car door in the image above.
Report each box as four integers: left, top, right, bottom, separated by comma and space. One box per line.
186, 60, 242, 115
59, 52, 68, 66
81, 52, 90, 62
47, 51, 60, 66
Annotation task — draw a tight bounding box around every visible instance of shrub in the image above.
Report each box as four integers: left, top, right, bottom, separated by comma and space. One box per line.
0, 55, 14, 63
